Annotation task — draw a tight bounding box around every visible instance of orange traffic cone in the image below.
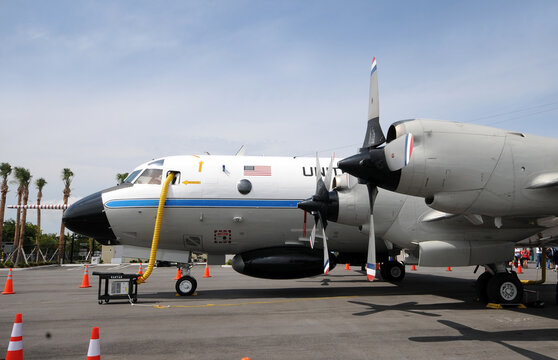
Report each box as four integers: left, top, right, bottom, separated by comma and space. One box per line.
411, 265, 416, 271
2, 268, 15, 295
446, 266, 452, 271
174, 268, 182, 280
203, 263, 211, 278
5, 313, 23, 360
138, 263, 144, 276
86, 327, 100, 360
344, 263, 350, 270
517, 263, 523, 274
79, 265, 92, 288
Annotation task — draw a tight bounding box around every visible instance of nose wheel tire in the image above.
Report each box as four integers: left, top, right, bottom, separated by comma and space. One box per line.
176, 275, 197, 296
486, 273, 523, 304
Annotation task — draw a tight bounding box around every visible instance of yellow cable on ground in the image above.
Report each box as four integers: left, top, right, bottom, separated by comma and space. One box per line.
521, 248, 547, 285
137, 172, 175, 285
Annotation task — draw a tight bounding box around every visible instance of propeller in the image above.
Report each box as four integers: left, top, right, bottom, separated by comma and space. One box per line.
337, 57, 414, 282
298, 154, 335, 275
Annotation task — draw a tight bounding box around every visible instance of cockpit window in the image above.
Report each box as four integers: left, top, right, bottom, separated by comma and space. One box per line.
134, 169, 163, 185
123, 169, 142, 184
148, 159, 165, 166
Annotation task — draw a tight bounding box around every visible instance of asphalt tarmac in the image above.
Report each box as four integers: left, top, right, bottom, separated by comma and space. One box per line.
1, 263, 558, 359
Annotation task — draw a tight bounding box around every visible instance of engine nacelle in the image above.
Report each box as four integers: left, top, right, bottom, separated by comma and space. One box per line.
232, 246, 337, 279
332, 173, 357, 190
332, 183, 370, 227
418, 240, 513, 267
387, 119, 558, 217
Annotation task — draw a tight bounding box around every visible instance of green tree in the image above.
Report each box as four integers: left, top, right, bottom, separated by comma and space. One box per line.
58, 168, 74, 264
39, 232, 61, 258
14, 167, 31, 264
116, 172, 129, 185
35, 178, 47, 262
2, 220, 59, 262
0, 163, 12, 259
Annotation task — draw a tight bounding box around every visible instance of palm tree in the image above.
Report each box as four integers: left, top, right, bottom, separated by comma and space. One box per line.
116, 172, 129, 185
58, 168, 74, 264
14, 167, 31, 265
35, 178, 47, 262
10, 167, 25, 261
0, 163, 12, 260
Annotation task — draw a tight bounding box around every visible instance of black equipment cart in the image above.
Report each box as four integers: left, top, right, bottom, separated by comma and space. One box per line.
92, 272, 139, 304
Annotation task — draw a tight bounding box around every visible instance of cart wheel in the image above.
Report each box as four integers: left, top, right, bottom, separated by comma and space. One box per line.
176, 275, 197, 296
132, 297, 138, 303
98, 300, 103, 305
104, 299, 109, 304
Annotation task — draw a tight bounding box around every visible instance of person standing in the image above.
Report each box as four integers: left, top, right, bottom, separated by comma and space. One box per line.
536, 247, 543, 269
546, 248, 554, 269
521, 248, 530, 268
514, 248, 522, 268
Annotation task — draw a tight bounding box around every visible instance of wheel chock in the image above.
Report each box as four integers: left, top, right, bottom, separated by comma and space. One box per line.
486, 303, 526, 309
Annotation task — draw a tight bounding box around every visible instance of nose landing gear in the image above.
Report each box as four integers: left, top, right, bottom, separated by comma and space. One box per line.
175, 263, 197, 296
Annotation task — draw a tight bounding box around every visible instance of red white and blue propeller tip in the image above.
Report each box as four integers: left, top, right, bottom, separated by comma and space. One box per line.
370, 57, 377, 75
366, 263, 376, 281
323, 228, 330, 275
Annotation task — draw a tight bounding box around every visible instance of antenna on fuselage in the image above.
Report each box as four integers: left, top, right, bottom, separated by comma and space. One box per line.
235, 145, 247, 156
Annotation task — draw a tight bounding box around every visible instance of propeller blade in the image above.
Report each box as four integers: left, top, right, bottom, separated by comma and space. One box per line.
322, 225, 330, 275
309, 223, 316, 249
366, 214, 376, 281
368, 57, 379, 121
385, 133, 414, 171
315, 153, 323, 183
324, 153, 335, 191
363, 57, 385, 149
365, 183, 378, 282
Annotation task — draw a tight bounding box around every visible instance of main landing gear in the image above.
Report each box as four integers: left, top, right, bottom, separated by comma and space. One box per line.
175, 263, 198, 296
360, 260, 406, 282
475, 263, 523, 304
380, 260, 405, 282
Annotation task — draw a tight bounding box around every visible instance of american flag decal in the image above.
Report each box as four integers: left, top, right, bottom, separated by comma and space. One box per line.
244, 165, 271, 176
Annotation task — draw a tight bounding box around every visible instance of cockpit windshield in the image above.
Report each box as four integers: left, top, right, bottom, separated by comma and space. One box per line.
148, 159, 165, 166
134, 169, 163, 185
123, 169, 142, 184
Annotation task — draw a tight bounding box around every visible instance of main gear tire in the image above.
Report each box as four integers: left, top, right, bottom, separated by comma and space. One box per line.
487, 273, 523, 304
381, 261, 405, 282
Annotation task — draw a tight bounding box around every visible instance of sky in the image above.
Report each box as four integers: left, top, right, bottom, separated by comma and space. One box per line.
1, 1, 558, 235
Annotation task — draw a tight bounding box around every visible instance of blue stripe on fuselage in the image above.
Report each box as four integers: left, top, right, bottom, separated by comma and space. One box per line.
105, 198, 301, 209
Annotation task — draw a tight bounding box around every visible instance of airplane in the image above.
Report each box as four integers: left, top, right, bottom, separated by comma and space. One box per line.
337, 58, 558, 305
62, 152, 542, 302
62, 59, 547, 305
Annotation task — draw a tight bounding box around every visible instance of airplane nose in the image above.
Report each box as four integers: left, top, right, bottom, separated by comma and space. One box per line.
63, 190, 116, 243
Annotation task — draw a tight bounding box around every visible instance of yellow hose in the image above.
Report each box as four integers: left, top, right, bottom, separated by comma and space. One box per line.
521, 248, 547, 285
137, 172, 175, 285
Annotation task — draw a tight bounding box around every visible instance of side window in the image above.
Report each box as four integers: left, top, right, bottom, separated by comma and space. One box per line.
135, 169, 163, 185
168, 171, 181, 185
